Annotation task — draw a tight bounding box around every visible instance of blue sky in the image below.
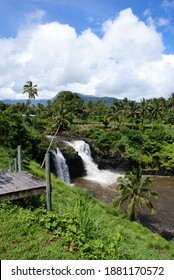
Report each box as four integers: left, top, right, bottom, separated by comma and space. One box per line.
1, 0, 174, 51
0, 0, 174, 100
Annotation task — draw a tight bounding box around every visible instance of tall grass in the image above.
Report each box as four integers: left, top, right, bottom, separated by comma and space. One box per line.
0, 161, 174, 260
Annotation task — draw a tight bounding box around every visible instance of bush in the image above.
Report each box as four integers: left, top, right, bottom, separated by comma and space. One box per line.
147, 127, 173, 143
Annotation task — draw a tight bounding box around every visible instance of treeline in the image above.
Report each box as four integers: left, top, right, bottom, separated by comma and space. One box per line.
45, 91, 174, 129
46, 91, 174, 129
1, 90, 174, 172
1, 90, 174, 133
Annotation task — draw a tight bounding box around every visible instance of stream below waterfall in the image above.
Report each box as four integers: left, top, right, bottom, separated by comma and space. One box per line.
53, 139, 174, 239
66, 140, 174, 239
73, 176, 174, 239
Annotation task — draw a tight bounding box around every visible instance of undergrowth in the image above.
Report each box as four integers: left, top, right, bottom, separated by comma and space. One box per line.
0, 161, 174, 260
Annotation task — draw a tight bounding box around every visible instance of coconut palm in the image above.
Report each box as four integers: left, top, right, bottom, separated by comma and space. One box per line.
127, 100, 138, 129
109, 98, 122, 129
23, 81, 38, 100
168, 92, 174, 109
147, 98, 165, 125
136, 98, 148, 128
22, 81, 38, 112
113, 167, 158, 221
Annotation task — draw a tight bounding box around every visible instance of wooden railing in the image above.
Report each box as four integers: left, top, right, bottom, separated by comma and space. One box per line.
0, 146, 52, 212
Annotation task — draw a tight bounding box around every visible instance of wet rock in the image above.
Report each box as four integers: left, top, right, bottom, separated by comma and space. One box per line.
160, 230, 174, 241
62, 150, 86, 179
95, 153, 130, 171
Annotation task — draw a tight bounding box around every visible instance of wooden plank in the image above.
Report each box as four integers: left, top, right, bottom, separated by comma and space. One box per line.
0, 187, 46, 201
0, 186, 7, 194
0, 174, 16, 193
0, 171, 46, 201
8, 175, 39, 191
12, 172, 45, 188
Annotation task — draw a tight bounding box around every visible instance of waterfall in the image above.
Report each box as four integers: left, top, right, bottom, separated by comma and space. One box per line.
66, 140, 120, 185
51, 148, 71, 184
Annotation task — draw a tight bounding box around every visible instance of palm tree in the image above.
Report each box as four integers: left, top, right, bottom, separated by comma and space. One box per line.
109, 98, 122, 129
113, 167, 158, 221
168, 92, 174, 109
23, 81, 38, 100
127, 100, 138, 129
147, 98, 164, 125
52, 104, 74, 131
136, 98, 148, 129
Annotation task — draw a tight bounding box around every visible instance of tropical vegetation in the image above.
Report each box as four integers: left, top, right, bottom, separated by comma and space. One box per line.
113, 167, 158, 221
1, 84, 174, 259
0, 161, 174, 260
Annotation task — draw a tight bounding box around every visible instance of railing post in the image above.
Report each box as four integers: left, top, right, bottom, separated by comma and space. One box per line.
9, 161, 12, 173
18, 145, 22, 172
14, 158, 18, 172
45, 152, 52, 212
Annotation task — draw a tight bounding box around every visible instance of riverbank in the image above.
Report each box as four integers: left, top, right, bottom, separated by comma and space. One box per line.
0, 161, 174, 260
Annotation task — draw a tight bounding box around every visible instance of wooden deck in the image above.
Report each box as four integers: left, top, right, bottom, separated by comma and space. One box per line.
0, 171, 46, 201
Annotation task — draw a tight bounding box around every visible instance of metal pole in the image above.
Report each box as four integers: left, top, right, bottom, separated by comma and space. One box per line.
45, 152, 52, 212
14, 158, 18, 172
18, 145, 22, 172
9, 161, 12, 173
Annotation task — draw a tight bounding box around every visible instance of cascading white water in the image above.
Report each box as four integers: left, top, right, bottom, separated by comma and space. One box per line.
66, 140, 121, 185
51, 148, 70, 184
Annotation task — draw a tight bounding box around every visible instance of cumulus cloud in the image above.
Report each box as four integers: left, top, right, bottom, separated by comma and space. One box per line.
0, 8, 174, 101
25, 9, 46, 25
161, 0, 174, 9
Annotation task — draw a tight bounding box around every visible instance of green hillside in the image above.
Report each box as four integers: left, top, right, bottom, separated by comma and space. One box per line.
0, 161, 174, 260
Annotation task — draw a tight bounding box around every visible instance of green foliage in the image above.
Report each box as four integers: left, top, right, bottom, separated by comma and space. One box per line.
154, 143, 174, 170
124, 147, 142, 162
120, 128, 145, 147
0, 111, 49, 164
52, 91, 84, 119
165, 110, 174, 125
0, 146, 16, 171
114, 167, 158, 221
143, 140, 162, 154
94, 131, 122, 152
1, 162, 173, 260
23, 81, 38, 100
147, 127, 173, 143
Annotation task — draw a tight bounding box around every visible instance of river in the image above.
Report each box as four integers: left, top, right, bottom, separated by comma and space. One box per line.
55, 139, 174, 240
73, 175, 174, 240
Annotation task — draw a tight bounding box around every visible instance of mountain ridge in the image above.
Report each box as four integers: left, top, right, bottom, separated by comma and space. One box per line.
1, 93, 117, 106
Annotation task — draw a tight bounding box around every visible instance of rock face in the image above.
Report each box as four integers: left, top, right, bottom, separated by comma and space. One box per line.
160, 230, 174, 241
60, 141, 86, 179
94, 153, 130, 172
62, 150, 86, 179
52, 137, 174, 179
50, 140, 86, 180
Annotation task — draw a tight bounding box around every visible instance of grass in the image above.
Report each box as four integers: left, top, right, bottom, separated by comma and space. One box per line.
0, 146, 16, 171
0, 161, 174, 260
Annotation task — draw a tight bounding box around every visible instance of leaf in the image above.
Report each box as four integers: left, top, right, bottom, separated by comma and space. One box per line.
68, 224, 77, 233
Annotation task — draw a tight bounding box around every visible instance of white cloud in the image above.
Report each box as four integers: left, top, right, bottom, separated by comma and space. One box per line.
156, 17, 170, 26
0, 8, 174, 101
143, 8, 151, 17
161, 0, 174, 9
25, 9, 46, 25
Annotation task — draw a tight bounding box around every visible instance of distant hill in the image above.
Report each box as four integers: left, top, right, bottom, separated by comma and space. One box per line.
51, 92, 117, 105
76, 93, 116, 105
1, 93, 118, 106
1, 99, 48, 106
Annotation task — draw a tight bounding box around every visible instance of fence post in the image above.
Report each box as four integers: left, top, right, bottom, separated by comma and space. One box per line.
14, 158, 18, 172
45, 152, 52, 212
9, 161, 12, 173
18, 145, 22, 172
